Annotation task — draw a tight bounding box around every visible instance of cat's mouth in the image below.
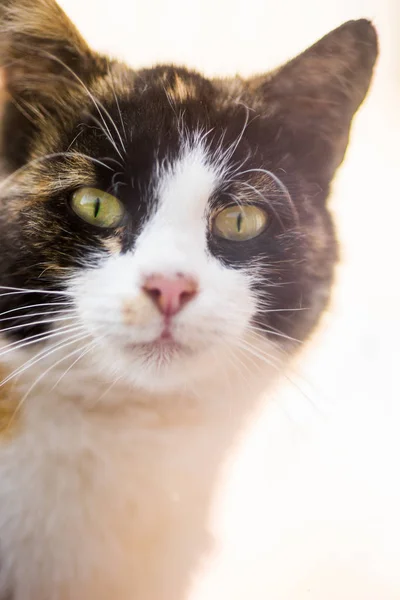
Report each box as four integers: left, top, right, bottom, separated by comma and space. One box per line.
122, 313, 200, 360
125, 332, 189, 358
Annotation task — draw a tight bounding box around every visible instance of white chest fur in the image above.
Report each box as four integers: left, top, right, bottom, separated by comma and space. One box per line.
0, 363, 269, 600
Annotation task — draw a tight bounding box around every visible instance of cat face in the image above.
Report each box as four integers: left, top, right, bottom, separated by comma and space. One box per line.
0, 1, 377, 393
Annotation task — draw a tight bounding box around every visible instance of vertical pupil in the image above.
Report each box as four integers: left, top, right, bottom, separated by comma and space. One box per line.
237, 211, 243, 232
94, 197, 101, 218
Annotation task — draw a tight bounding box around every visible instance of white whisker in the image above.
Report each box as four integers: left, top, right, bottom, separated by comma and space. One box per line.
235, 339, 281, 371
0, 302, 73, 319
0, 315, 78, 335
0, 286, 74, 297
108, 65, 128, 144
66, 125, 86, 152
248, 323, 302, 345
235, 168, 299, 223
0, 152, 114, 196
0, 325, 86, 359
0, 322, 84, 352
51, 338, 101, 391
236, 180, 285, 228
7, 335, 94, 430
0, 330, 90, 389
91, 373, 124, 408
221, 105, 250, 164
0, 309, 75, 323
88, 115, 125, 163
42, 51, 127, 161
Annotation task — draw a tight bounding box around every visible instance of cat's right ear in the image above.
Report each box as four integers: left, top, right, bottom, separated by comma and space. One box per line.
0, 0, 108, 168
245, 19, 378, 186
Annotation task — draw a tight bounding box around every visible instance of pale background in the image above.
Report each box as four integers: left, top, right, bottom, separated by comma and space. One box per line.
59, 1, 400, 598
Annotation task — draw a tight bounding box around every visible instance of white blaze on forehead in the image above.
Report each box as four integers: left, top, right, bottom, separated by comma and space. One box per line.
156, 141, 219, 223
133, 139, 222, 275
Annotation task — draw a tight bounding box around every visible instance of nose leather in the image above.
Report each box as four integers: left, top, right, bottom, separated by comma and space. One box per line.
142, 274, 198, 316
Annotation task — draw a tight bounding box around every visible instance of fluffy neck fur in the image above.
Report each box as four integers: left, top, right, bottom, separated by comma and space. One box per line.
0, 341, 274, 600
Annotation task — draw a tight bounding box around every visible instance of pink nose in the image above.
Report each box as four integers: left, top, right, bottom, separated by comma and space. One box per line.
142, 274, 198, 316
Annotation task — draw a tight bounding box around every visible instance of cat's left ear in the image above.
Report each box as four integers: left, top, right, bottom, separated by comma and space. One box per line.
0, 0, 107, 100
245, 19, 378, 184
0, 0, 107, 166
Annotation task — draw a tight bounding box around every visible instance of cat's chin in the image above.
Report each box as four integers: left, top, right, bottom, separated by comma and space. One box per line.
91, 334, 230, 394
124, 337, 190, 359
90, 328, 280, 398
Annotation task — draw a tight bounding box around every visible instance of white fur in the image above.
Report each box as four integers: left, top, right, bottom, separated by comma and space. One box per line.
0, 140, 281, 599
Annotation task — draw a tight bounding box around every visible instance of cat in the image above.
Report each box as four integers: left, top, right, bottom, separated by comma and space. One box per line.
0, 1, 377, 598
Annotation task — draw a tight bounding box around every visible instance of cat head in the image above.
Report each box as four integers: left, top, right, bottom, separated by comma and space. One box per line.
0, 0, 378, 394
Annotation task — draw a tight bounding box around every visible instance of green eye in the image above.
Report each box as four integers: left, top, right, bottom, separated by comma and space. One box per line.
212, 205, 268, 241
71, 187, 125, 228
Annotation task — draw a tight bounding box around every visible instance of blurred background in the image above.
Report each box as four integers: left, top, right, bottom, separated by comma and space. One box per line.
59, 1, 400, 598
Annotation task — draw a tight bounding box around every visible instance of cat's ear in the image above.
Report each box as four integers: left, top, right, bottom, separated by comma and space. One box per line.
0, 0, 107, 167
248, 19, 378, 183
0, 0, 107, 99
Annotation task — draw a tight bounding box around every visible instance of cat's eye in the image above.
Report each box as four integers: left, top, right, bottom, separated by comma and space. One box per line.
71, 187, 125, 228
212, 205, 268, 241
